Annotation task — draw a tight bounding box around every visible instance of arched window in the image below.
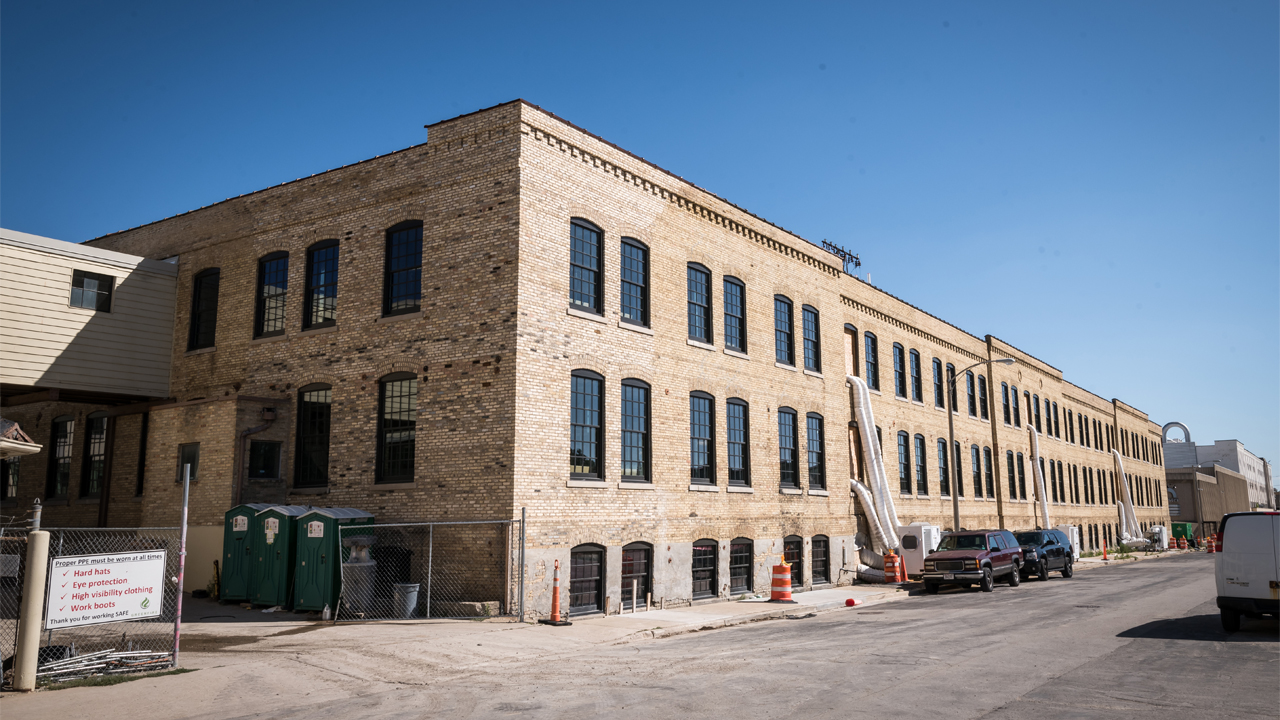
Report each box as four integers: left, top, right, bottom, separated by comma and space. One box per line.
897, 431, 912, 494
569, 544, 605, 614
954, 441, 964, 498
892, 343, 907, 398
1057, 461, 1066, 504
383, 220, 423, 316
1066, 409, 1075, 443
570, 370, 604, 479
622, 542, 652, 610
983, 447, 994, 498
187, 268, 220, 350
1001, 383, 1011, 424
304, 240, 339, 329
724, 277, 746, 352
690, 391, 715, 484
913, 434, 928, 495
1049, 460, 1059, 503
844, 324, 859, 377
80, 412, 108, 499
692, 539, 718, 599
864, 333, 879, 390
1081, 415, 1090, 447
778, 407, 799, 488
46, 415, 75, 499
812, 535, 830, 585
620, 239, 649, 327
254, 251, 289, 337
1051, 402, 1060, 438
807, 413, 826, 490
783, 535, 804, 588
937, 439, 951, 497
947, 364, 958, 411
727, 398, 750, 486
1006, 450, 1017, 499
774, 296, 794, 365
1043, 398, 1052, 436
909, 350, 922, 402
802, 305, 821, 372
932, 358, 944, 408
1011, 385, 1021, 427
966, 371, 977, 417
621, 379, 650, 483
687, 263, 712, 343
730, 538, 754, 593
376, 372, 418, 484
1016, 452, 1026, 500
977, 375, 989, 421
569, 219, 602, 314
1032, 394, 1042, 433
971, 445, 983, 498
295, 384, 332, 488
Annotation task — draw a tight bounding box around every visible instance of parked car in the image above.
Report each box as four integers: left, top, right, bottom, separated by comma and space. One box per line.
1215, 511, 1280, 632
1014, 529, 1074, 581
922, 530, 1023, 594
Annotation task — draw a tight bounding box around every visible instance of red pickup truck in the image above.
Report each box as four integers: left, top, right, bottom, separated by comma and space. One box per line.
921, 530, 1024, 594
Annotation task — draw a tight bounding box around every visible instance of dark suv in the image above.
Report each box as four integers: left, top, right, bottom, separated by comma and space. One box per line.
922, 530, 1024, 594
1014, 529, 1074, 581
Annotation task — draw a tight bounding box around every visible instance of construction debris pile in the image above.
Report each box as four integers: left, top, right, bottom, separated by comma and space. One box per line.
36, 648, 173, 683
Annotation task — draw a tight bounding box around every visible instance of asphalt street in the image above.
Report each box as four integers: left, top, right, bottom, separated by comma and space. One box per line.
6, 553, 1276, 720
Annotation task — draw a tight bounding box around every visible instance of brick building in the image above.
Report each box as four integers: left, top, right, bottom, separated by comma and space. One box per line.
1, 101, 1171, 616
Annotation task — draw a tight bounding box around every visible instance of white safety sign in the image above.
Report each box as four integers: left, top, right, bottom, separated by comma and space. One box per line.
45, 550, 167, 629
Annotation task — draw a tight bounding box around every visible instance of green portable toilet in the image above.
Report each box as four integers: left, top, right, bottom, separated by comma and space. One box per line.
293, 508, 375, 612
251, 505, 312, 608
221, 503, 274, 602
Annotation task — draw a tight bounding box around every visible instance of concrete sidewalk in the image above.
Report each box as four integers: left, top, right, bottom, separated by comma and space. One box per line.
1075, 547, 1195, 572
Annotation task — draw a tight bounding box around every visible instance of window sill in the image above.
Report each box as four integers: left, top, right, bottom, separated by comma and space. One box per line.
75, 497, 101, 505
803, 369, 824, 379
567, 478, 608, 488
726, 485, 754, 494
250, 334, 288, 345
373, 481, 416, 490
774, 362, 798, 372
619, 321, 653, 335
724, 348, 750, 361
868, 388, 882, 396
377, 310, 424, 324
808, 488, 829, 497
300, 324, 339, 337
617, 481, 655, 490
185, 346, 215, 356
290, 486, 330, 495
688, 483, 719, 493
894, 394, 910, 402
687, 338, 715, 351
780, 487, 802, 495
567, 307, 607, 324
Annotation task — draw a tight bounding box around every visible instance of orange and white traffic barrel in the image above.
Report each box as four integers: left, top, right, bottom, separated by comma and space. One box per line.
770, 563, 795, 602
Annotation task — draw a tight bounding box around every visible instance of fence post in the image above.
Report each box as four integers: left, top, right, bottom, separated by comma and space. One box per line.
518, 507, 526, 623
425, 525, 433, 620
14, 500, 49, 691
172, 464, 191, 668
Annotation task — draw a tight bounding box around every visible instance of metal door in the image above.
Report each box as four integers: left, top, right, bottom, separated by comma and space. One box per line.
621, 543, 651, 610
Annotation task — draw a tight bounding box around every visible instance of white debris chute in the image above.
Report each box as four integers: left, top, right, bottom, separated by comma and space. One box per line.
1112, 449, 1149, 546
1029, 425, 1051, 529
847, 375, 901, 582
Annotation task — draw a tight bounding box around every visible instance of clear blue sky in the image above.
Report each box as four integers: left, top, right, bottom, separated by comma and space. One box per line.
3, 2, 1277, 478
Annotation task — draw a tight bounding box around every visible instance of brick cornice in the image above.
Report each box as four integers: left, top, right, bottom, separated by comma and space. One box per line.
840, 295, 984, 364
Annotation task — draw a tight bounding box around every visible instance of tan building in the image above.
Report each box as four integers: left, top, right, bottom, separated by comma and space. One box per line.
0, 101, 1170, 613
1165, 465, 1250, 537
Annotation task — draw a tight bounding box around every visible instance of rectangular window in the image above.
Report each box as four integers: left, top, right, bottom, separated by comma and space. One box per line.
778, 409, 798, 488
775, 297, 794, 365
914, 434, 927, 495
621, 381, 650, 482
187, 269, 220, 350
70, 269, 114, 312
801, 306, 822, 372
248, 441, 281, 480
1067, 410, 1075, 443
948, 365, 958, 412
80, 415, 107, 498
687, 265, 711, 342
1044, 399, 1052, 437
892, 345, 907, 397
966, 372, 977, 417
933, 359, 944, 407
806, 414, 825, 490
377, 376, 418, 483
1052, 402, 1060, 438
937, 439, 950, 496
909, 351, 922, 402
177, 443, 200, 484
729, 541, 753, 593
898, 432, 911, 494
971, 445, 982, 498
724, 279, 746, 352
304, 241, 339, 329
727, 400, 750, 486
1011, 385, 1021, 427
1050, 461, 1058, 502
295, 387, 331, 488
954, 441, 964, 497
46, 418, 74, 499
2, 457, 18, 499
570, 372, 602, 478
135, 412, 148, 496
690, 393, 714, 483
865, 334, 879, 390
977, 375, 989, 421
1001, 383, 1011, 424
1016, 453, 1026, 500
255, 253, 288, 337
570, 221, 601, 313
812, 537, 830, 584
983, 447, 994, 498
620, 240, 649, 326
1007, 450, 1017, 499
1033, 395, 1042, 433
384, 223, 423, 316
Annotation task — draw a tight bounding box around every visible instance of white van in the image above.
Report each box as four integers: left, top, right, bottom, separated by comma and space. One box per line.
1214, 511, 1280, 632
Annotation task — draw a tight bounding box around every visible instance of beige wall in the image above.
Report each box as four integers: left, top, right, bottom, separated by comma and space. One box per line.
0, 228, 176, 399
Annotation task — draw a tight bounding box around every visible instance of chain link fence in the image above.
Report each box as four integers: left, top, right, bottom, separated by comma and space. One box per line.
1, 525, 29, 678
338, 519, 522, 621
4, 527, 181, 686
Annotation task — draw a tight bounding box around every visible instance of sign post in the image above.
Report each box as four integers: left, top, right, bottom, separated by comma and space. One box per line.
173, 463, 190, 667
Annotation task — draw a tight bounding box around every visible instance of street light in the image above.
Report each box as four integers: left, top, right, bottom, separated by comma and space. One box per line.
946, 357, 1016, 533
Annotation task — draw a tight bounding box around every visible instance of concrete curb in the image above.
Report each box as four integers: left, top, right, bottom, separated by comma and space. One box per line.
1075, 549, 1195, 571
614, 587, 908, 644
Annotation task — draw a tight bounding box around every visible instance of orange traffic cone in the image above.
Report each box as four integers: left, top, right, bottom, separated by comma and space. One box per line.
1102, 540, 1108, 561
538, 559, 572, 626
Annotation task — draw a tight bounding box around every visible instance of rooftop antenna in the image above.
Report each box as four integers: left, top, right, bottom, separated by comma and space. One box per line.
821, 240, 862, 276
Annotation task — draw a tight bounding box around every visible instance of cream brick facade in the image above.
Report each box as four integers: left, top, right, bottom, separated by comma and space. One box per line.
2, 101, 1170, 614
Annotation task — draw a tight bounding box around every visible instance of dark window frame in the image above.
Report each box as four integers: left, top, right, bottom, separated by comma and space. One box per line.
621, 378, 651, 483
79, 412, 108, 499
783, 535, 804, 588
383, 220, 424, 317
621, 541, 653, 610
898, 431, 911, 494
802, 305, 822, 372
806, 413, 826, 490
248, 440, 282, 480
177, 442, 200, 484
914, 433, 928, 495
187, 268, 220, 351
977, 374, 989, 421
375, 372, 418, 484
569, 543, 606, 615
724, 277, 747, 353
778, 407, 799, 489
303, 239, 339, 329
909, 350, 923, 402
569, 219, 603, 315
254, 251, 289, 338
46, 416, 74, 499
570, 370, 604, 479
864, 333, 880, 390
727, 398, 751, 487
689, 391, 716, 484
692, 539, 718, 599
892, 343, 907, 398
1011, 385, 1021, 427
970, 444, 983, 498
295, 384, 332, 489
937, 438, 951, 497
619, 238, 649, 327
932, 358, 944, 407
729, 538, 753, 593
775, 296, 795, 366
70, 269, 115, 312
844, 324, 859, 378
811, 535, 830, 585
687, 263, 712, 343
966, 371, 977, 417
